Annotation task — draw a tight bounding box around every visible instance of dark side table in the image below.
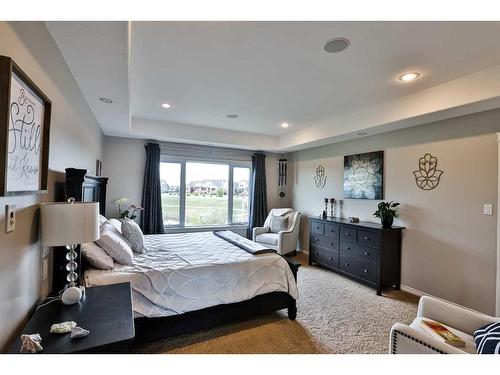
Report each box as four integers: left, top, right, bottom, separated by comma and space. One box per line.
9, 282, 135, 353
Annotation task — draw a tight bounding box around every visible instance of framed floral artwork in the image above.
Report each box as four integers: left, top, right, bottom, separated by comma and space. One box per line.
343, 151, 384, 200
0, 56, 52, 195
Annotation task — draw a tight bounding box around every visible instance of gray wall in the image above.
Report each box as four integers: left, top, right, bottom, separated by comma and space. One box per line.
102, 136, 292, 221
292, 108, 500, 315
0, 22, 103, 351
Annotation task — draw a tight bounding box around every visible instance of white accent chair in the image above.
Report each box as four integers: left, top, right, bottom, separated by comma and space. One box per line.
252, 208, 301, 256
390, 295, 499, 354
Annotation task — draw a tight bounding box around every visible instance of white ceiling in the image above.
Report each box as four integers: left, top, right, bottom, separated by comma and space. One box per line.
46, 21, 500, 151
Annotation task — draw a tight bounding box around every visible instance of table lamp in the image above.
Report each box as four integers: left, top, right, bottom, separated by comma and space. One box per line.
41, 198, 99, 305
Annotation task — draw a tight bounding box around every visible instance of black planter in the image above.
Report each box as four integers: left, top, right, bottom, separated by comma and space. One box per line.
381, 215, 394, 228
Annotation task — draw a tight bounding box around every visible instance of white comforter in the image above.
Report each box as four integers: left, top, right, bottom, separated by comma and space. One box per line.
84, 232, 299, 318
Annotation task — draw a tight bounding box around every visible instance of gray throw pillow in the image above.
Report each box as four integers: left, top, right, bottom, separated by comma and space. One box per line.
121, 218, 146, 253
96, 222, 134, 265
81, 242, 114, 270
269, 215, 288, 233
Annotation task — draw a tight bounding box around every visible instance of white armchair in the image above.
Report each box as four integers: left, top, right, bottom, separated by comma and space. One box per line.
390, 296, 499, 354
252, 208, 301, 256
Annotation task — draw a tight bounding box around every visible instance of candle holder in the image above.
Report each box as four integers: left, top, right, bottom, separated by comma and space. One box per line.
329, 198, 336, 218
323, 198, 328, 219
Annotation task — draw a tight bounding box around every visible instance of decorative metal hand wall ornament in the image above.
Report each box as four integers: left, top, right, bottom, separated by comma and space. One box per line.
314, 165, 327, 189
413, 153, 444, 190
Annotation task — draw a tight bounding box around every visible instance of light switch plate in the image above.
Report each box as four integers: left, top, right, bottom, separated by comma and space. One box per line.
5, 205, 15, 232
42, 259, 48, 281
483, 204, 493, 215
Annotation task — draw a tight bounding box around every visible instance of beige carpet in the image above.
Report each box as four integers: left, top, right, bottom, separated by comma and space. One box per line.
132, 252, 418, 354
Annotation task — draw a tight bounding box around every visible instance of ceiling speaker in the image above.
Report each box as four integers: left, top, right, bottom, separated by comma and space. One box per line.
324, 37, 350, 53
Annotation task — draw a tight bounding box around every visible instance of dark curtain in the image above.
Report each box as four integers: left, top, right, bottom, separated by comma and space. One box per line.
140, 143, 165, 234
247, 152, 268, 238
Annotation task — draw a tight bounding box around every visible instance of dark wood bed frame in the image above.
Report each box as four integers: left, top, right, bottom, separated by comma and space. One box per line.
60, 168, 300, 344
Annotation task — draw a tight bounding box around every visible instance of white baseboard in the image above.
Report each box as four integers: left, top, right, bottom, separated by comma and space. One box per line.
400, 284, 484, 313
400, 284, 426, 297
297, 247, 308, 255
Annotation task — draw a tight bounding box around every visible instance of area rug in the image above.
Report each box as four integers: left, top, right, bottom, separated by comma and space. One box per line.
132, 252, 418, 354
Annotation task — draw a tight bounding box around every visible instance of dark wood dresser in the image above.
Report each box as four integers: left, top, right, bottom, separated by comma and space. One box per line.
309, 217, 404, 295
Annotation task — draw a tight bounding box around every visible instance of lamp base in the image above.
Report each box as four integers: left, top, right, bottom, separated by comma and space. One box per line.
61, 286, 83, 305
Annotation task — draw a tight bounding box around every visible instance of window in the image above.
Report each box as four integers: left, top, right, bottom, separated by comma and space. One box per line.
186, 162, 228, 226
232, 167, 250, 224
160, 159, 251, 228
160, 162, 181, 225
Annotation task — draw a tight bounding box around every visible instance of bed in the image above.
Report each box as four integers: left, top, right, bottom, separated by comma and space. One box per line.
63, 168, 300, 344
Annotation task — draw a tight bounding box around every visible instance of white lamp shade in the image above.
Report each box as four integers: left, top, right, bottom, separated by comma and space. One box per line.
40, 201, 100, 246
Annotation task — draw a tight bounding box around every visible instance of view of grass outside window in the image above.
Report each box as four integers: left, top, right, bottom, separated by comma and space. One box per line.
160, 160, 250, 227
160, 162, 181, 225
232, 167, 250, 223
185, 162, 228, 226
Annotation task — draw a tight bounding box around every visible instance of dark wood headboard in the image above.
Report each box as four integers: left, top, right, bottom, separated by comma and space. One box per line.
65, 168, 108, 215
51, 168, 109, 294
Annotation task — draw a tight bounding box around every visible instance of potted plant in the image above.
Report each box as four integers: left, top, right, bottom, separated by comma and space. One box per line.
373, 201, 399, 228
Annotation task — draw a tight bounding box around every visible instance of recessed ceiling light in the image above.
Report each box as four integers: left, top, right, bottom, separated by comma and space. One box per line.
281, 122, 289, 128
398, 72, 420, 82
161, 103, 171, 109
99, 97, 113, 104
324, 37, 350, 53
227, 114, 238, 119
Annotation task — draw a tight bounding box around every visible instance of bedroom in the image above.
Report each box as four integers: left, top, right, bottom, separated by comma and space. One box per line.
2, 1, 500, 372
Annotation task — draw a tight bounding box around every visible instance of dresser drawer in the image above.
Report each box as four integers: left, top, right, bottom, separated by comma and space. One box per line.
311, 221, 324, 235
339, 253, 377, 283
357, 230, 380, 248
310, 234, 339, 251
324, 223, 340, 238
339, 241, 378, 263
340, 226, 357, 243
310, 245, 338, 269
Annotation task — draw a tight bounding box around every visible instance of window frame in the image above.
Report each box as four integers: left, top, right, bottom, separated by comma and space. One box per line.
160, 156, 252, 230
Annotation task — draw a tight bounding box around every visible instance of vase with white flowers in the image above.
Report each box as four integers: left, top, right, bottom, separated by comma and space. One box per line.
116, 198, 144, 220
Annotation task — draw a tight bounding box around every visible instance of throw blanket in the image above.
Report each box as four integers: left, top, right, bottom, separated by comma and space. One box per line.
213, 230, 276, 254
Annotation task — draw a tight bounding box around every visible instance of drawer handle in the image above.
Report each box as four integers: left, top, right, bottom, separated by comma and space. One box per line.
329, 229, 335, 232
316, 226, 320, 230
346, 233, 351, 236
315, 238, 319, 242
364, 236, 369, 240
345, 246, 350, 250
344, 262, 350, 266
330, 242, 334, 246
328, 256, 332, 260
363, 269, 368, 273
364, 251, 369, 256
314, 252, 318, 255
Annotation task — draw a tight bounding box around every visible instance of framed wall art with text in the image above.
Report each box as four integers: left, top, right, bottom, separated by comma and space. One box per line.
0, 56, 51, 195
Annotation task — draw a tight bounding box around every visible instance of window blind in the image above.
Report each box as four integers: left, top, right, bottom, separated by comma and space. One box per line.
159, 141, 257, 162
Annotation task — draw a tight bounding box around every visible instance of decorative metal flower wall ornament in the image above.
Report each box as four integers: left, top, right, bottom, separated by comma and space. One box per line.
314, 165, 327, 189
413, 153, 444, 190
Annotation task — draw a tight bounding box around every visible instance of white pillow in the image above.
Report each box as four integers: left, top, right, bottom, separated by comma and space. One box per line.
121, 218, 146, 253
96, 222, 134, 265
108, 218, 123, 234
98, 214, 107, 227
81, 242, 114, 270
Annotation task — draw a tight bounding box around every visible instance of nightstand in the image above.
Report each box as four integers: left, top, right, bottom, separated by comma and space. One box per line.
9, 282, 135, 353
